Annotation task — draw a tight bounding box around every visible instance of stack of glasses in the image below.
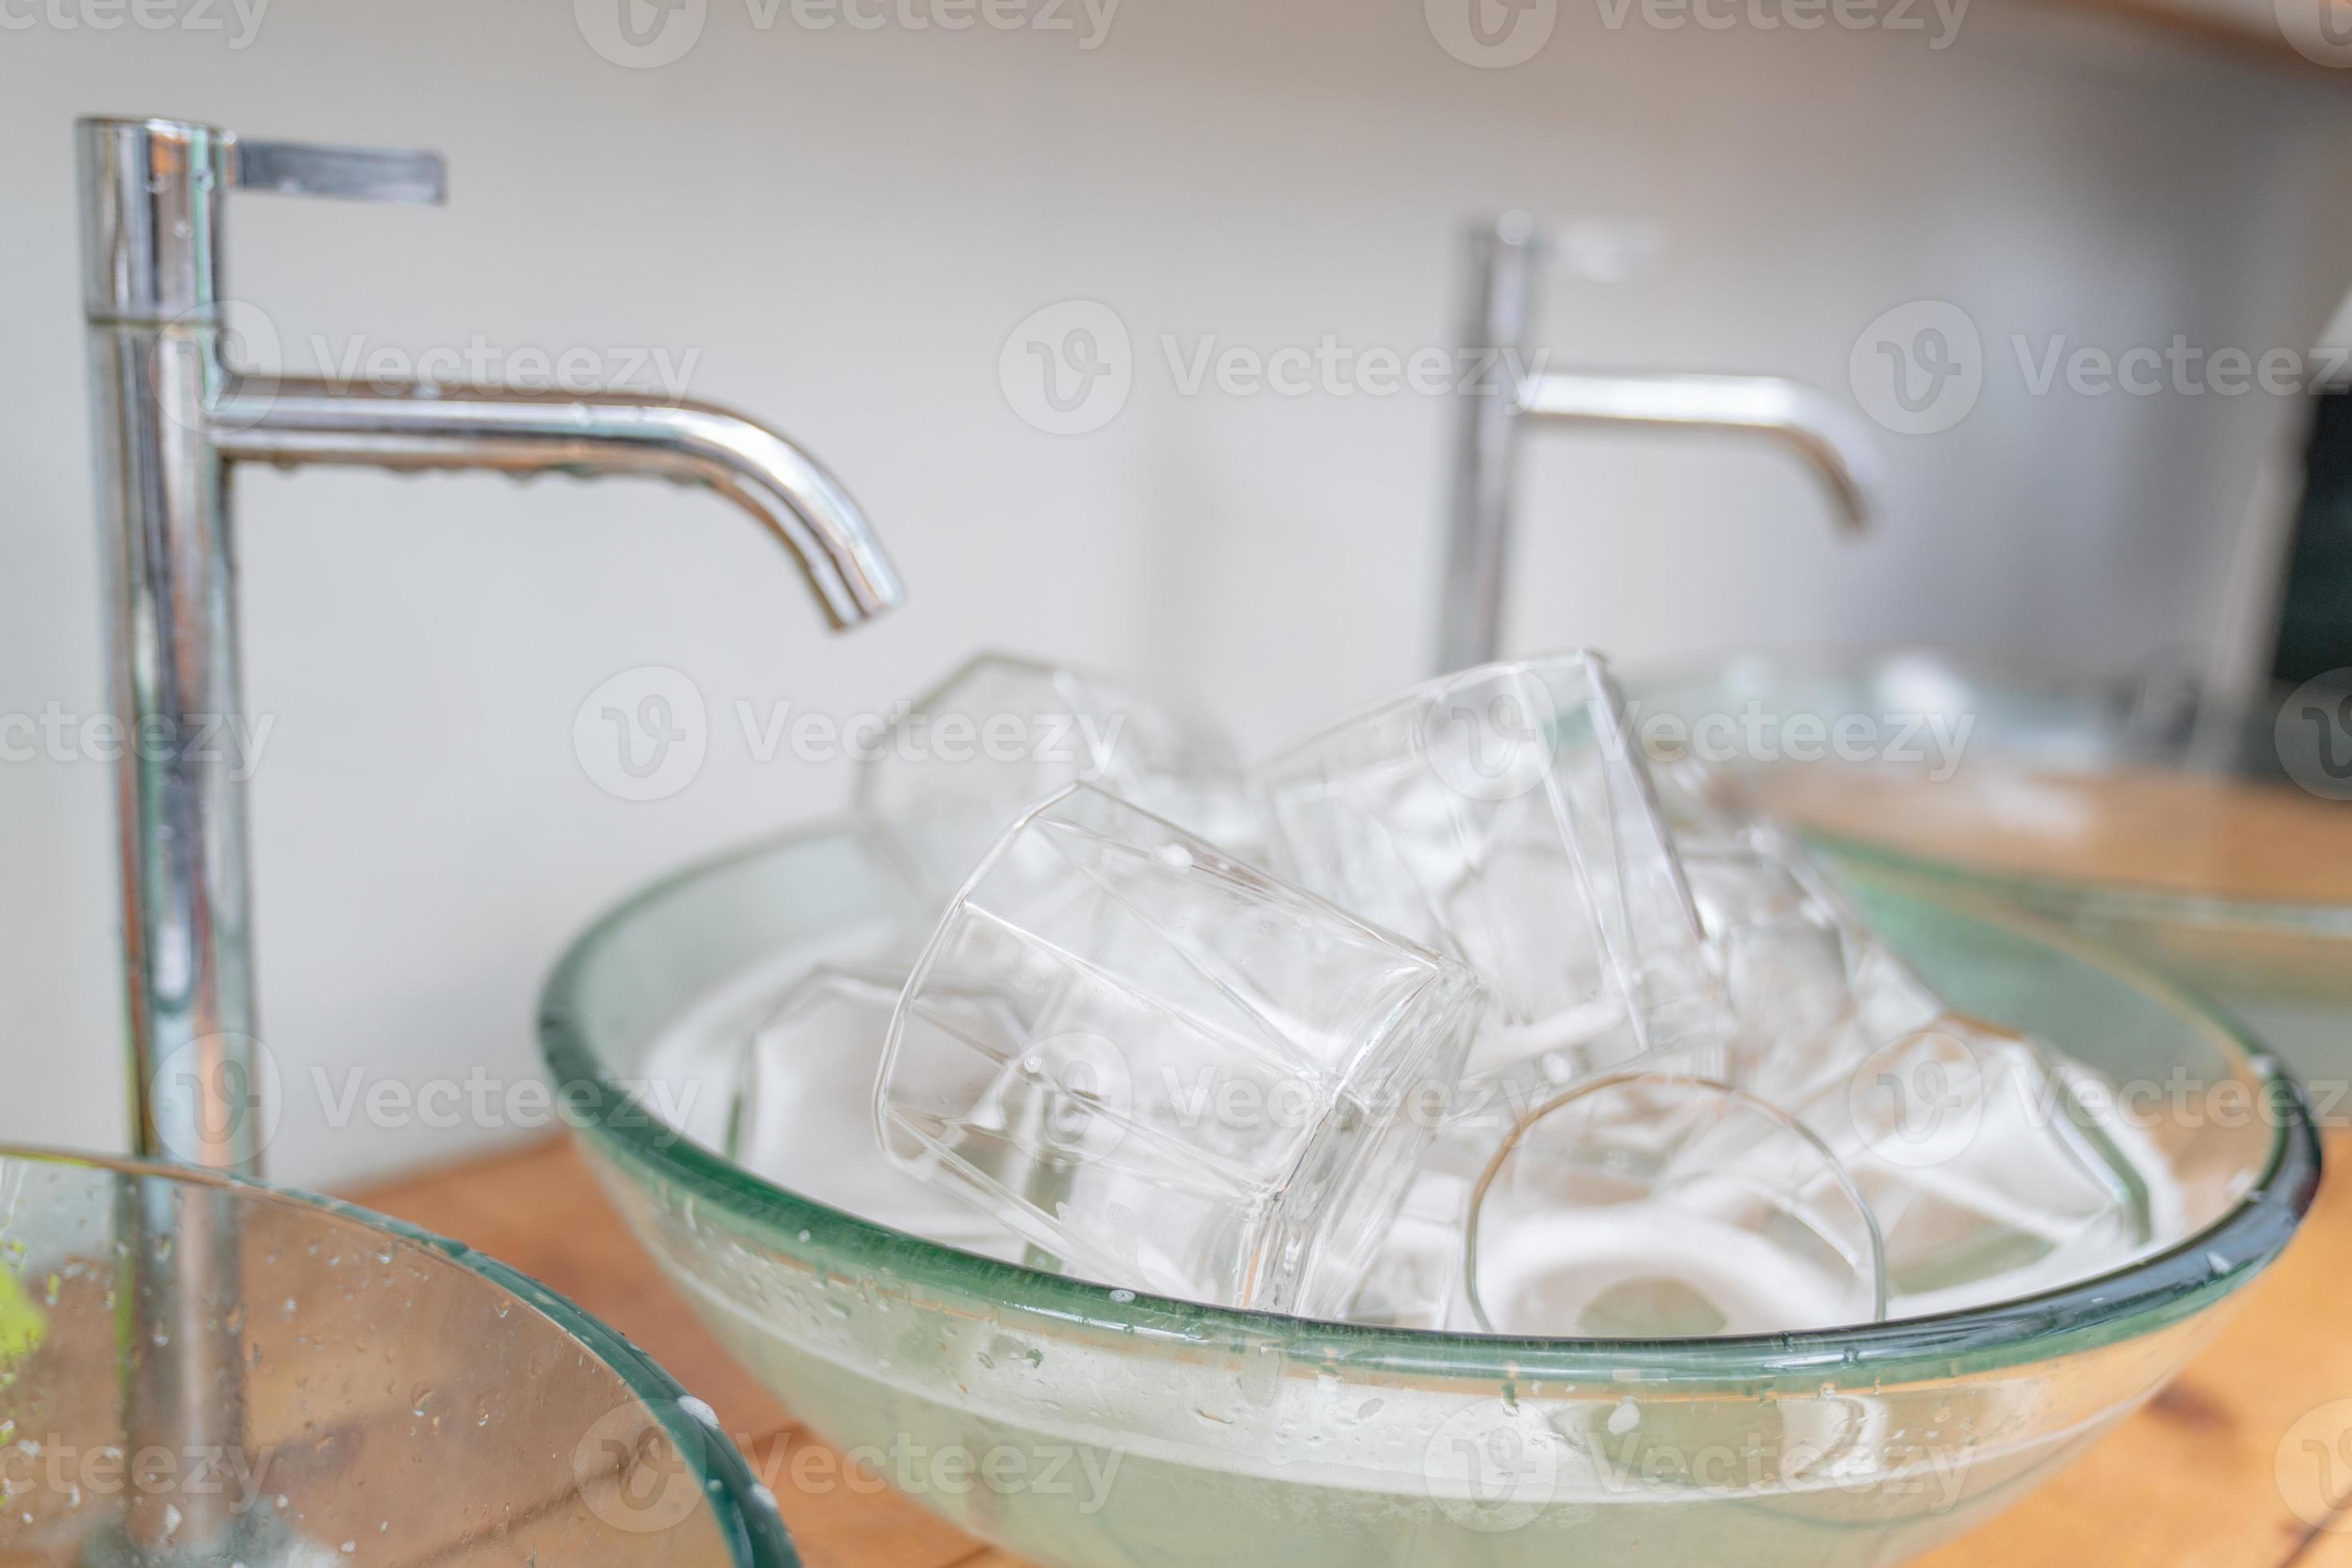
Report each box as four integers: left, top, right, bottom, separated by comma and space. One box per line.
726, 652, 2163, 1335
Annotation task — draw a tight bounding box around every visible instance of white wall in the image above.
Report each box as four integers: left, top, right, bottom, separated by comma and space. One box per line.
6, 0, 2351, 1187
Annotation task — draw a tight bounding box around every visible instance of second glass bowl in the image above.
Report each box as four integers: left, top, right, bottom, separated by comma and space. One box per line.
0, 1147, 795, 1568
1626, 647, 2352, 1076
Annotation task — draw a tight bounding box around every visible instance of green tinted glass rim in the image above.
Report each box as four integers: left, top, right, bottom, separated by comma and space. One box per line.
1804, 827, 2352, 941
539, 823, 2321, 1394
1627, 644, 2352, 937
0, 1146, 799, 1568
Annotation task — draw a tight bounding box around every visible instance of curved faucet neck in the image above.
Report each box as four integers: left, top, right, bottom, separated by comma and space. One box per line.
214, 373, 902, 628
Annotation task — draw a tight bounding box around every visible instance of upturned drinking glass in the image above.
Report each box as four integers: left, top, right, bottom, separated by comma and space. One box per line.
874, 784, 1485, 1315
1260, 650, 1732, 1093
1466, 1072, 1889, 1337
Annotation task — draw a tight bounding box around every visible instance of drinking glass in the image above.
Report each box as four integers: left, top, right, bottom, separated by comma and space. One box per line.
874, 784, 1484, 1315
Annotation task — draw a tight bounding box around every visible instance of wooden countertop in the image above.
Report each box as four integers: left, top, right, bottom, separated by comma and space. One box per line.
357, 1133, 2346, 1568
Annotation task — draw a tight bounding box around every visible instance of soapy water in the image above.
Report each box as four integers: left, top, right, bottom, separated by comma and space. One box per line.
1472, 1207, 1864, 1336
644, 940, 2185, 1334
623, 940, 2202, 1568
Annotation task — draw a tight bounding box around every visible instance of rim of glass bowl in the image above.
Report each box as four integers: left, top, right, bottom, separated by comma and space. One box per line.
1629, 644, 2352, 940
1803, 829, 2352, 944
0, 1144, 799, 1568
540, 821, 2321, 1394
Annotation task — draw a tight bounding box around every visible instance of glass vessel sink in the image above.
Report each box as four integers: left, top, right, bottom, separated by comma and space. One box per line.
0, 1148, 796, 1568
539, 817, 2318, 1568
1626, 648, 2352, 1078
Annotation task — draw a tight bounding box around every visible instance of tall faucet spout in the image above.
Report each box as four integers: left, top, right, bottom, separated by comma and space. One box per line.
214, 374, 905, 628
1516, 370, 1882, 537
1434, 211, 1887, 674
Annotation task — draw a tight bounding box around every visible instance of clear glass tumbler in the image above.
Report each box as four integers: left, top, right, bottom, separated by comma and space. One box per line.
874, 784, 1485, 1315
1466, 1072, 1888, 1336
1797, 1016, 2156, 1316
1260, 650, 1731, 1092
855, 652, 1255, 919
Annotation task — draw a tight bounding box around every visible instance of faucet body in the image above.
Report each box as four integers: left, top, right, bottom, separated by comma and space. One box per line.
80, 116, 903, 1178
1434, 214, 1884, 674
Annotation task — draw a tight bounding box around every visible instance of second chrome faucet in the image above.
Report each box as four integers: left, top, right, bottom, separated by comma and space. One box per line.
1436, 211, 1884, 674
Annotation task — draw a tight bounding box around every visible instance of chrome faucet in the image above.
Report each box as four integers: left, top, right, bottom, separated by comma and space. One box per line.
80, 116, 904, 1179
1434, 212, 1883, 674
82, 114, 904, 1568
